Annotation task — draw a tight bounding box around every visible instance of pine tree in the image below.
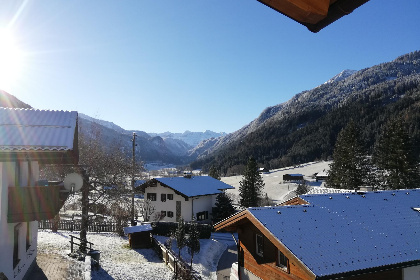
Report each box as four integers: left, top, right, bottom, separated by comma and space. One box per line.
187, 220, 201, 270
327, 121, 368, 189
239, 157, 265, 207
208, 165, 221, 180
212, 192, 236, 223
174, 218, 186, 259
373, 117, 419, 189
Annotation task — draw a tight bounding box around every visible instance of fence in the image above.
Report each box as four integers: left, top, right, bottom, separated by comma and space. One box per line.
152, 237, 201, 280
38, 220, 119, 233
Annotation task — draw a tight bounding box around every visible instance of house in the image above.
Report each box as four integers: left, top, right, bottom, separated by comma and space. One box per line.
315, 171, 328, 182
283, 173, 304, 182
258, 167, 269, 174
215, 190, 420, 280
0, 108, 78, 280
139, 176, 234, 223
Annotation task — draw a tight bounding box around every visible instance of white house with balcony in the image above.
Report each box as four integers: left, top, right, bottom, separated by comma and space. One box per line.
0, 108, 78, 280
139, 176, 234, 223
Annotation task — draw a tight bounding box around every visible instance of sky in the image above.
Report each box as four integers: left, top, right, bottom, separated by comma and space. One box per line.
0, 0, 419, 134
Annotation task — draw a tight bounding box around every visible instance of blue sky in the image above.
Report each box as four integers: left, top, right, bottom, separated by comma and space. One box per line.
1, 0, 419, 133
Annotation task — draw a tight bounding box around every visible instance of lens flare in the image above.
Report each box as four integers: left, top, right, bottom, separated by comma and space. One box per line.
0, 28, 23, 92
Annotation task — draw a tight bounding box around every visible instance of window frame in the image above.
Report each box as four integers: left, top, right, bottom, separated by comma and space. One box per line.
167, 194, 174, 200
276, 249, 289, 272
255, 233, 264, 257
160, 211, 166, 217
167, 211, 174, 218
196, 211, 208, 221
161, 194, 166, 202
147, 193, 157, 201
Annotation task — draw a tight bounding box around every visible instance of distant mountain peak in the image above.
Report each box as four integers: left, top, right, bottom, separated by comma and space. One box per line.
324, 69, 357, 84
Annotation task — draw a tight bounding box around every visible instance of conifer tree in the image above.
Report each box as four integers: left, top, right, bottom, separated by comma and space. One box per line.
373, 117, 419, 189
175, 218, 186, 259
212, 192, 236, 223
187, 220, 201, 270
239, 157, 265, 207
327, 121, 368, 189
208, 165, 221, 180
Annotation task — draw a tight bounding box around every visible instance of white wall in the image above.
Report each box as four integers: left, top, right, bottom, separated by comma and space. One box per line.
0, 161, 38, 280
145, 182, 217, 222
403, 265, 420, 280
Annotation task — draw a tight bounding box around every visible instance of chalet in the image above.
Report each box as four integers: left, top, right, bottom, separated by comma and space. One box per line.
139, 176, 234, 223
283, 173, 304, 182
0, 108, 78, 280
215, 190, 420, 280
315, 171, 328, 182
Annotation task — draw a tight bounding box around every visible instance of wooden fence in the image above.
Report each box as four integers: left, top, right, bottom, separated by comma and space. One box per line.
38, 220, 119, 233
152, 237, 201, 280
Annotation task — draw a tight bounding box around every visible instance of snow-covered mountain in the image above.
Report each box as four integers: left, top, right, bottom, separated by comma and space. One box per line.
149, 130, 225, 147
191, 51, 420, 171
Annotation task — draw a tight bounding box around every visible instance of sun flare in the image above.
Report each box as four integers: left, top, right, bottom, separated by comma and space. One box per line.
0, 28, 23, 92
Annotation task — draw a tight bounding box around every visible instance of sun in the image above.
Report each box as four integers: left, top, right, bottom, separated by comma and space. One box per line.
0, 28, 22, 93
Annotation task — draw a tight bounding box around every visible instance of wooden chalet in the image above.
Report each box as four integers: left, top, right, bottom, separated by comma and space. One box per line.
215, 190, 420, 280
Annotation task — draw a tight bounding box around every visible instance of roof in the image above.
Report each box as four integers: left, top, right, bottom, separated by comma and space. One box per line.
258, 0, 370, 32
123, 224, 153, 234
0, 108, 78, 164
218, 189, 420, 278
148, 176, 234, 198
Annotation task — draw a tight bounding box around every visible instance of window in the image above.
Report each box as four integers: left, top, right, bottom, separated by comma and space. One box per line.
167, 194, 174, 200
256, 234, 264, 257
196, 211, 208, 221
161, 194, 166, 202
277, 250, 289, 271
147, 193, 156, 201
167, 211, 174, 218
160, 211, 166, 217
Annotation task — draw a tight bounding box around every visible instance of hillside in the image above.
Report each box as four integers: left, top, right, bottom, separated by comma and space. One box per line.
191, 51, 420, 175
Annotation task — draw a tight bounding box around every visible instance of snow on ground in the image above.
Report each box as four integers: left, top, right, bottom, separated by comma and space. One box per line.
221, 161, 331, 204
154, 234, 227, 280
38, 230, 228, 280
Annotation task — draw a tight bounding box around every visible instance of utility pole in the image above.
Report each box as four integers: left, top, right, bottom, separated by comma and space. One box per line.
131, 132, 137, 226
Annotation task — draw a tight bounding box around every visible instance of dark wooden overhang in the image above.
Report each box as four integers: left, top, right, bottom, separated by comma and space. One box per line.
257, 0, 370, 32
8, 184, 69, 223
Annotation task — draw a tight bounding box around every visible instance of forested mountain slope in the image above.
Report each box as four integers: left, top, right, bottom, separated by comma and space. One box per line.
191, 51, 420, 175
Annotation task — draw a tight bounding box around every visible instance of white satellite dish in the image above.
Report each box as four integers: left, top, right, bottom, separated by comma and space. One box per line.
63, 173, 83, 192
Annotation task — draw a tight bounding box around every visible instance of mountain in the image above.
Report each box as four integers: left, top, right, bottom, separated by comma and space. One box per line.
78, 115, 222, 165
0, 90, 31, 108
191, 51, 420, 175
149, 130, 226, 147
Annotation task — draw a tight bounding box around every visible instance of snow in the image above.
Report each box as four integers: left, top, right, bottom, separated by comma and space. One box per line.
221, 161, 331, 204
153, 235, 227, 280
38, 230, 228, 280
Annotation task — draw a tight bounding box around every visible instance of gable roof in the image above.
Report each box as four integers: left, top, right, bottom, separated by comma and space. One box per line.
216, 189, 420, 278
147, 176, 234, 198
0, 108, 79, 164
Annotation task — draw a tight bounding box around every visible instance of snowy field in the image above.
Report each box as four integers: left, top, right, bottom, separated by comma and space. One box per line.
38, 230, 229, 280
221, 161, 331, 204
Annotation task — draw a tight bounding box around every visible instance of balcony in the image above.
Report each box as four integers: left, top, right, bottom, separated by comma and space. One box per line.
8, 185, 70, 223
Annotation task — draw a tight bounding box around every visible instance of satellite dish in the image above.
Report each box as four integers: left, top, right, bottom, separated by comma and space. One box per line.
63, 173, 83, 192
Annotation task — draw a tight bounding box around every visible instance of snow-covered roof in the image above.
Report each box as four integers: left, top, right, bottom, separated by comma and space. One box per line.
123, 224, 152, 234
248, 189, 420, 278
153, 176, 234, 198
0, 108, 78, 163
0, 108, 77, 151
